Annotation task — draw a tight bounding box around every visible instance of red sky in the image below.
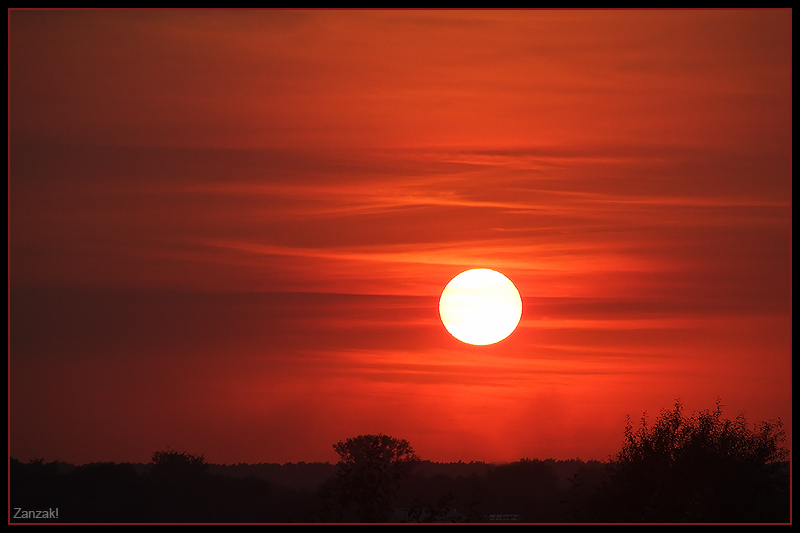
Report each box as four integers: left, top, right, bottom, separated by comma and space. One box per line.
9, 10, 792, 465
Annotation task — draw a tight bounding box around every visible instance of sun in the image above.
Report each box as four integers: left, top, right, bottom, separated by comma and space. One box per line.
439, 269, 523, 345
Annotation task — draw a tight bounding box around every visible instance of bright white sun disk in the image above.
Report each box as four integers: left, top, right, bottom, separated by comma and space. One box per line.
439, 269, 522, 345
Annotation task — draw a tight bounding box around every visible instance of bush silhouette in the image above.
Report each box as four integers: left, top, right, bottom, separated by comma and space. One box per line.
150, 449, 208, 478
147, 449, 211, 521
319, 434, 420, 522
595, 400, 789, 523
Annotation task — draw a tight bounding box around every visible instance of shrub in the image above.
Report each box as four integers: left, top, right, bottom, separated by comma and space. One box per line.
596, 400, 789, 523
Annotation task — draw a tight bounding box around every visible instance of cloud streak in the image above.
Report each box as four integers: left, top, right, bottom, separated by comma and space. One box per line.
9, 9, 791, 465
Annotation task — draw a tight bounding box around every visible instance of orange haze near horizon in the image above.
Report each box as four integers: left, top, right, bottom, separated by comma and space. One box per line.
9, 10, 791, 466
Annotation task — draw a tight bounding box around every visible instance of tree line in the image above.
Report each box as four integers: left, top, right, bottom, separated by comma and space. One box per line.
10, 400, 790, 523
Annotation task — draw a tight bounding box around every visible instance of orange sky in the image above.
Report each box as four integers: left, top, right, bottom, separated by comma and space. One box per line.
9, 10, 792, 465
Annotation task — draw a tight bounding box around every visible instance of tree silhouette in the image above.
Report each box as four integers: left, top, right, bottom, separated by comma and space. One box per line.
148, 448, 211, 521
320, 434, 420, 522
150, 448, 208, 479
594, 400, 789, 523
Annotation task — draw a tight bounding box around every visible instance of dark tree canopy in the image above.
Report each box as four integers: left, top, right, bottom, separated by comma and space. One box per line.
596, 400, 789, 523
150, 449, 208, 478
333, 434, 419, 469
320, 434, 420, 522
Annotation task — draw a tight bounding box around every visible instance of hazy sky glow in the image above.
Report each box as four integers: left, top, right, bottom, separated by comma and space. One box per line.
9, 10, 791, 465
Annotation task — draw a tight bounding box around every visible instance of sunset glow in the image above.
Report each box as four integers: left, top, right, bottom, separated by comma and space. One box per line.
9, 10, 791, 469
